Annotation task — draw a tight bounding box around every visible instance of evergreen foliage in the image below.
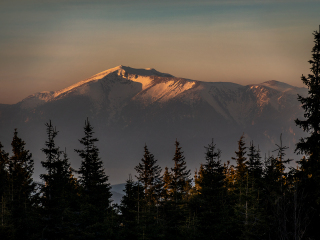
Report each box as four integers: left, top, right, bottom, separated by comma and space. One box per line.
76, 118, 111, 208
295, 27, 320, 160
75, 118, 112, 239
247, 141, 262, 182
170, 140, 191, 203
263, 137, 292, 240
40, 121, 79, 239
134, 145, 162, 205
7, 129, 36, 240
119, 176, 144, 240
0, 142, 9, 238
232, 134, 247, 183
294, 26, 320, 239
193, 139, 229, 240
162, 166, 172, 201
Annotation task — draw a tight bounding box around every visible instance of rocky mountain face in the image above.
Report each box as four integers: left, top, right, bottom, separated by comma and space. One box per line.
0, 65, 307, 184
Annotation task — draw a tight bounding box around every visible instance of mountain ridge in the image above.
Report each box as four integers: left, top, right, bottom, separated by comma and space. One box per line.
0, 66, 308, 184
17, 65, 305, 110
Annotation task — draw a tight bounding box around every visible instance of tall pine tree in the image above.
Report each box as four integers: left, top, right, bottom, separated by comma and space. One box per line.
170, 140, 191, 203
232, 134, 247, 184
7, 129, 36, 240
40, 121, 78, 240
134, 145, 162, 205
294, 26, 320, 239
0, 142, 9, 238
75, 118, 112, 238
119, 176, 144, 240
194, 139, 229, 240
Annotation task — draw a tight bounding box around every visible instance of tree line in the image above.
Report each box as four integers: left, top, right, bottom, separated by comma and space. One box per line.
0, 27, 319, 240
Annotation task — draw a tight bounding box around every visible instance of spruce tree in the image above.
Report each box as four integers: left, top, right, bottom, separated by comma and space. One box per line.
0, 142, 9, 237
134, 146, 165, 240
193, 164, 204, 192
119, 176, 144, 240
8, 129, 36, 240
231, 135, 262, 240
170, 140, 191, 203
40, 121, 79, 239
262, 136, 291, 240
234, 141, 265, 240
232, 134, 247, 183
246, 142, 262, 181
75, 118, 112, 238
134, 145, 162, 205
295, 26, 320, 162
195, 140, 229, 240
294, 26, 320, 239
162, 167, 172, 201
246, 143, 263, 189
0, 142, 8, 201
163, 140, 191, 240
230, 135, 248, 236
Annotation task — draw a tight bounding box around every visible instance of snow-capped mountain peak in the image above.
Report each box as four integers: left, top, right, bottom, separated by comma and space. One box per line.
20, 66, 175, 109
1, 66, 308, 184
19, 66, 307, 118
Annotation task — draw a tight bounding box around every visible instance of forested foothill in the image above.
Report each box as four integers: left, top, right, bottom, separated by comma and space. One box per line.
0, 28, 319, 240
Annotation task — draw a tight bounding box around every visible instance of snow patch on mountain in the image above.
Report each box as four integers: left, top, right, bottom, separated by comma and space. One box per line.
134, 78, 196, 104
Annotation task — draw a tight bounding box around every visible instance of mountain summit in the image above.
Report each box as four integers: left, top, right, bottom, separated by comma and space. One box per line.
0, 66, 307, 183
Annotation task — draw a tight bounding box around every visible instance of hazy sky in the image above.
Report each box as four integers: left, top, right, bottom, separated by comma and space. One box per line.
1, 0, 320, 104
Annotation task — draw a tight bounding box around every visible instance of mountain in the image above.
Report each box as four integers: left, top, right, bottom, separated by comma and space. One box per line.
0, 65, 307, 184
110, 183, 126, 205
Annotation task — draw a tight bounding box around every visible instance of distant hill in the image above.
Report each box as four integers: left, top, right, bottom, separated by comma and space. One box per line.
110, 183, 126, 205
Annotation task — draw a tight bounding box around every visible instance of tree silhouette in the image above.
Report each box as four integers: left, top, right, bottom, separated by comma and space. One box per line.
294, 26, 320, 240
75, 118, 112, 238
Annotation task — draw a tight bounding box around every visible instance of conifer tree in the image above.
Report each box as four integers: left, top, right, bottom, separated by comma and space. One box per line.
40, 121, 79, 239
76, 118, 111, 207
263, 136, 291, 239
119, 176, 144, 240
231, 135, 266, 240
0, 142, 8, 200
194, 140, 229, 240
134, 145, 162, 205
8, 129, 36, 240
194, 164, 204, 192
134, 145, 165, 240
233, 141, 265, 240
294, 26, 320, 239
162, 140, 192, 240
232, 134, 247, 183
75, 118, 112, 238
230, 135, 248, 236
170, 140, 191, 203
0, 142, 9, 237
246, 141, 263, 186
295, 26, 320, 163
162, 167, 172, 201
